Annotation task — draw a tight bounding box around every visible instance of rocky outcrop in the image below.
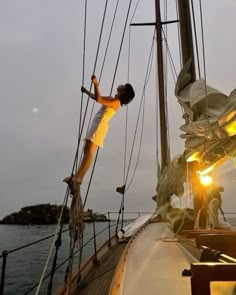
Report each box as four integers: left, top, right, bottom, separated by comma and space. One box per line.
0, 204, 68, 225
83, 209, 108, 222
0, 204, 108, 225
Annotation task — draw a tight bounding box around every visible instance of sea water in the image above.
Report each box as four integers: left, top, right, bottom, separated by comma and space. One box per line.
0, 221, 119, 295
1, 217, 235, 295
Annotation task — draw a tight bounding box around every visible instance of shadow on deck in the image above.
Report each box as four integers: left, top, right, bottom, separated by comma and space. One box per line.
73, 242, 127, 295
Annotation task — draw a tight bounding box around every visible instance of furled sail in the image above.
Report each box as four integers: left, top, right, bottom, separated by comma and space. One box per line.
154, 154, 186, 213
154, 59, 236, 213
175, 59, 236, 172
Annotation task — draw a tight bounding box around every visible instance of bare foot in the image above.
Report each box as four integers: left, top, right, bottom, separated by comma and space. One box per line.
63, 176, 81, 196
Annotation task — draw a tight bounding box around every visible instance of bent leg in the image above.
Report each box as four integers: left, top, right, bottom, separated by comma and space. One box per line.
75, 140, 97, 183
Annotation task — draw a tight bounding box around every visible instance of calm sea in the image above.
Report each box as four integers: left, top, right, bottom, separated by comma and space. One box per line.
1, 217, 235, 295
0, 221, 120, 295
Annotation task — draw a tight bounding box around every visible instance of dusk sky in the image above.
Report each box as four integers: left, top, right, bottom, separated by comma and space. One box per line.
0, 0, 235, 220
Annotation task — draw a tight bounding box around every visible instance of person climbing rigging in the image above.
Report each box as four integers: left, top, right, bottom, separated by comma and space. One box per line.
64, 74, 135, 196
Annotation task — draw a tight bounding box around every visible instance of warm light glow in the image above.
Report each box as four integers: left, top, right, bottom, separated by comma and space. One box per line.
223, 120, 236, 136
199, 157, 228, 175
186, 151, 201, 162
200, 165, 215, 175
219, 110, 236, 136
199, 174, 213, 186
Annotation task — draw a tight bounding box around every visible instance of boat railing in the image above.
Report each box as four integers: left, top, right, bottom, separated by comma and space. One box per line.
0, 210, 150, 295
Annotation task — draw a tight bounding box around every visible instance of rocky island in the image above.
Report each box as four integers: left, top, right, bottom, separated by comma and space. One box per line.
0, 204, 108, 225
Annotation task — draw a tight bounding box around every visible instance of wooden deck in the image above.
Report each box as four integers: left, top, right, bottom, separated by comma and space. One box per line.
73, 242, 127, 295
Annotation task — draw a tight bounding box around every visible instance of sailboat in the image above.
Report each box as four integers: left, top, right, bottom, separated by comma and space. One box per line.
1, 1, 236, 295
54, 0, 236, 294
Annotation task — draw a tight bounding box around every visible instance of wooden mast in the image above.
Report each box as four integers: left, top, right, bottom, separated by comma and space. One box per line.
154, 0, 169, 172
177, 0, 203, 220
177, 0, 196, 81
154, 0, 201, 219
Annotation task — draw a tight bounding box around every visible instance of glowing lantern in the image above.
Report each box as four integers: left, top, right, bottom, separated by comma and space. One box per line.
199, 174, 213, 187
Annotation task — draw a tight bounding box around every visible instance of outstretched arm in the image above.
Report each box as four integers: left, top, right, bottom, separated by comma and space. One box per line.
91, 75, 120, 110
91, 75, 102, 101
81, 86, 95, 99
80, 76, 102, 101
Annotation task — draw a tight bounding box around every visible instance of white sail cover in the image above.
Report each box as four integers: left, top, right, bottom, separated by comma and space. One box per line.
175, 59, 236, 166
154, 60, 236, 210
154, 154, 186, 210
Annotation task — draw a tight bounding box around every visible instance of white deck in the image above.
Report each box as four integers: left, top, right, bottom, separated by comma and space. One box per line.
120, 222, 196, 295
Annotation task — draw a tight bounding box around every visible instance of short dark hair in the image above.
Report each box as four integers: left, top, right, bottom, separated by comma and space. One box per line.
119, 83, 135, 106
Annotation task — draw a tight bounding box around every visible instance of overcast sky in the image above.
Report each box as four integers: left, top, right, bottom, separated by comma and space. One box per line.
0, 0, 235, 219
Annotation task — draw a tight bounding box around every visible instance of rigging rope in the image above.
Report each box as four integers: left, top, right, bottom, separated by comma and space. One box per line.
116, 31, 156, 230
120, 0, 142, 226
82, 0, 134, 210
125, 0, 141, 187
198, 0, 212, 143
35, 189, 70, 295
85, 0, 121, 149
47, 227, 62, 295
161, 30, 177, 81
174, 162, 192, 235
199, 0, 207, 85
164, 0, 168, 100
74, 0, 109, 171
175, 0, 182, 68
127, 0, 141, 83
73, 0, 111, 175
66, 1, 111, 294
36, 1, 111, 293
110, 0, 133, 94
162, 3, 171, 164
78, 0, 88, 142
190, 0, 201, 79
125, 32, 155, 192
119, 0, 142, 227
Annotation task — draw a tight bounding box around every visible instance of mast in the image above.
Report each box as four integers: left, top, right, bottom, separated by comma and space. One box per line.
178, 0, 196, 81
178, 0, 202, 218
155, 0, 169, 172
